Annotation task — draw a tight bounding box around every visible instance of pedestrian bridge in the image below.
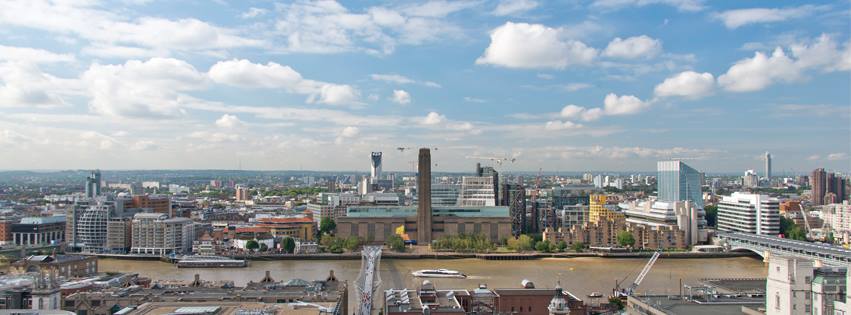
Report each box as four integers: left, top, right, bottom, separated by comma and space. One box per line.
716, 231, 851, 267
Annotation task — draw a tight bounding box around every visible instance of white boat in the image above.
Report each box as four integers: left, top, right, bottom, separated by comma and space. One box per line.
411, 269, 466, 278
588, 292, 603, 298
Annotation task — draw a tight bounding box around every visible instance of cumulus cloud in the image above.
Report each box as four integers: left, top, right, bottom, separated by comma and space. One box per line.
654, 71, 715, 98
476, 22, 597, 69
714, 5, 827, 29
208, 59, 360, 106
493, 0, 538, 16
718, 35, 849, 92
603, 35, 662, 59
603, 93, 648, 115
334, 126, 360, 144
82, 58, 207, 117
340, 126, 360, 138
215, 114, 243, 128
544, 120, 583, 130
391, 89, 411, 104
827, 153, 848, 161
0, 62, 76, 108
421, 112, 446, 125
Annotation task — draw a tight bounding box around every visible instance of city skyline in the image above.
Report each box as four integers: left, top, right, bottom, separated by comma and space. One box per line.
0, 0, 849, 172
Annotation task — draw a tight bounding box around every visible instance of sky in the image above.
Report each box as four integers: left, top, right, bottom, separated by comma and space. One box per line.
0, 0, 849, 174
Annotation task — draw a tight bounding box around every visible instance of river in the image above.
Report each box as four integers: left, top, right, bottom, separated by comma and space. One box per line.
100, 257, 766, 307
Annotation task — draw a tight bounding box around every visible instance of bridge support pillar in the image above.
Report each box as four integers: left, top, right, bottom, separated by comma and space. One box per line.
763, 250, 771, 264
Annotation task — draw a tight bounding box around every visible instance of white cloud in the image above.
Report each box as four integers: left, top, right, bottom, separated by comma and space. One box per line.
370, 73, 441, 87
718, 35, 849, 93
340, 126, 360, 138
0, 62, 78, 108
827, 153, 848, 161
391, 89, 411, 104
559, 105, 585, 119
603, 93, 648, 115
0, 46, 75, 63
421, 112, 446, 125
371, 74, 414, 84
208, 59, 360, 106
335, 126, 360, 144
215, 114, 243, 128
714, 5, 826, 29
544, 120, 583, 130
493, 0, 539, 16
0, 1, 264, 57
273, 1, 467, 54
476, 22, 597, 69
590, 0, 705, 12
241, 7, 268, 19
82, 58, 207, 117
718, 48, 798, 92
603, 35, 662, 59
807, 155, 821, 161
654, 71, 715, 98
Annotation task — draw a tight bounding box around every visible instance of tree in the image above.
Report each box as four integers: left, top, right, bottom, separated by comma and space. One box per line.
704, 205, 718, 227
780, 217, 807, 241
281, 237, 296, 253
507, 235, 535, 252
608, 297, 625, 310
535, 240, 553, 253
319, 217, 336, 235
571, 242, 585, 252
245, 240, 260, 251
787, 226, 807, 241
259, 243, 268, 252
617, 231, 635, 248
556, 241, 568, 252
345, 236, 362, 251
386, 235, 406, 252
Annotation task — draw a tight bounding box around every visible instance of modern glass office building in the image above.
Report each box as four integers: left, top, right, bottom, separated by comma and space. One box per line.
657, 160, 704, 209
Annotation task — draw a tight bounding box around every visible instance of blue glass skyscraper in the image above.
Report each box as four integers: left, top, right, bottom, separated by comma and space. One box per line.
657, 161, 703, 209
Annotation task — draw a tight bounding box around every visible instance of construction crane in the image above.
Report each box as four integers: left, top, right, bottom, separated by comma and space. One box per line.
614, 250, 661, 298
465, 155, 517, 167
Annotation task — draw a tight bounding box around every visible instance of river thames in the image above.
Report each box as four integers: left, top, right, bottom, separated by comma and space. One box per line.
100, 256, 767, 306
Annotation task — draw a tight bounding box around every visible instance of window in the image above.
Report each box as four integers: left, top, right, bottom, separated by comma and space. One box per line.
806, 276, 811, 284
775, 293, 780, 309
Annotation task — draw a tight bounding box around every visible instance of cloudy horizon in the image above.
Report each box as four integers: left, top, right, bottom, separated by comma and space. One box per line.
0, 0, 849, 174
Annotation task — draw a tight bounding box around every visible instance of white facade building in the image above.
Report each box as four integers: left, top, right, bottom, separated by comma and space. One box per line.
620, 199, 707, 245
718, 192, 781, 235
130, 213, 193, 256
766, 256, 848, 315
823, 201, 851, 246
743, 169, 759, 188
457, 176, 496, 207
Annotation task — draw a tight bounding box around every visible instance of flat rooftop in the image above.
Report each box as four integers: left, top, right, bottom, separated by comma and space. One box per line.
127, 301, 338, 315
700, 278, 766, 294
630, 295, 764, 315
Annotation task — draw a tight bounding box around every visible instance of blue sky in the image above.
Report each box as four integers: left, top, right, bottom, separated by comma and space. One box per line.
0, 0, 848, 174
